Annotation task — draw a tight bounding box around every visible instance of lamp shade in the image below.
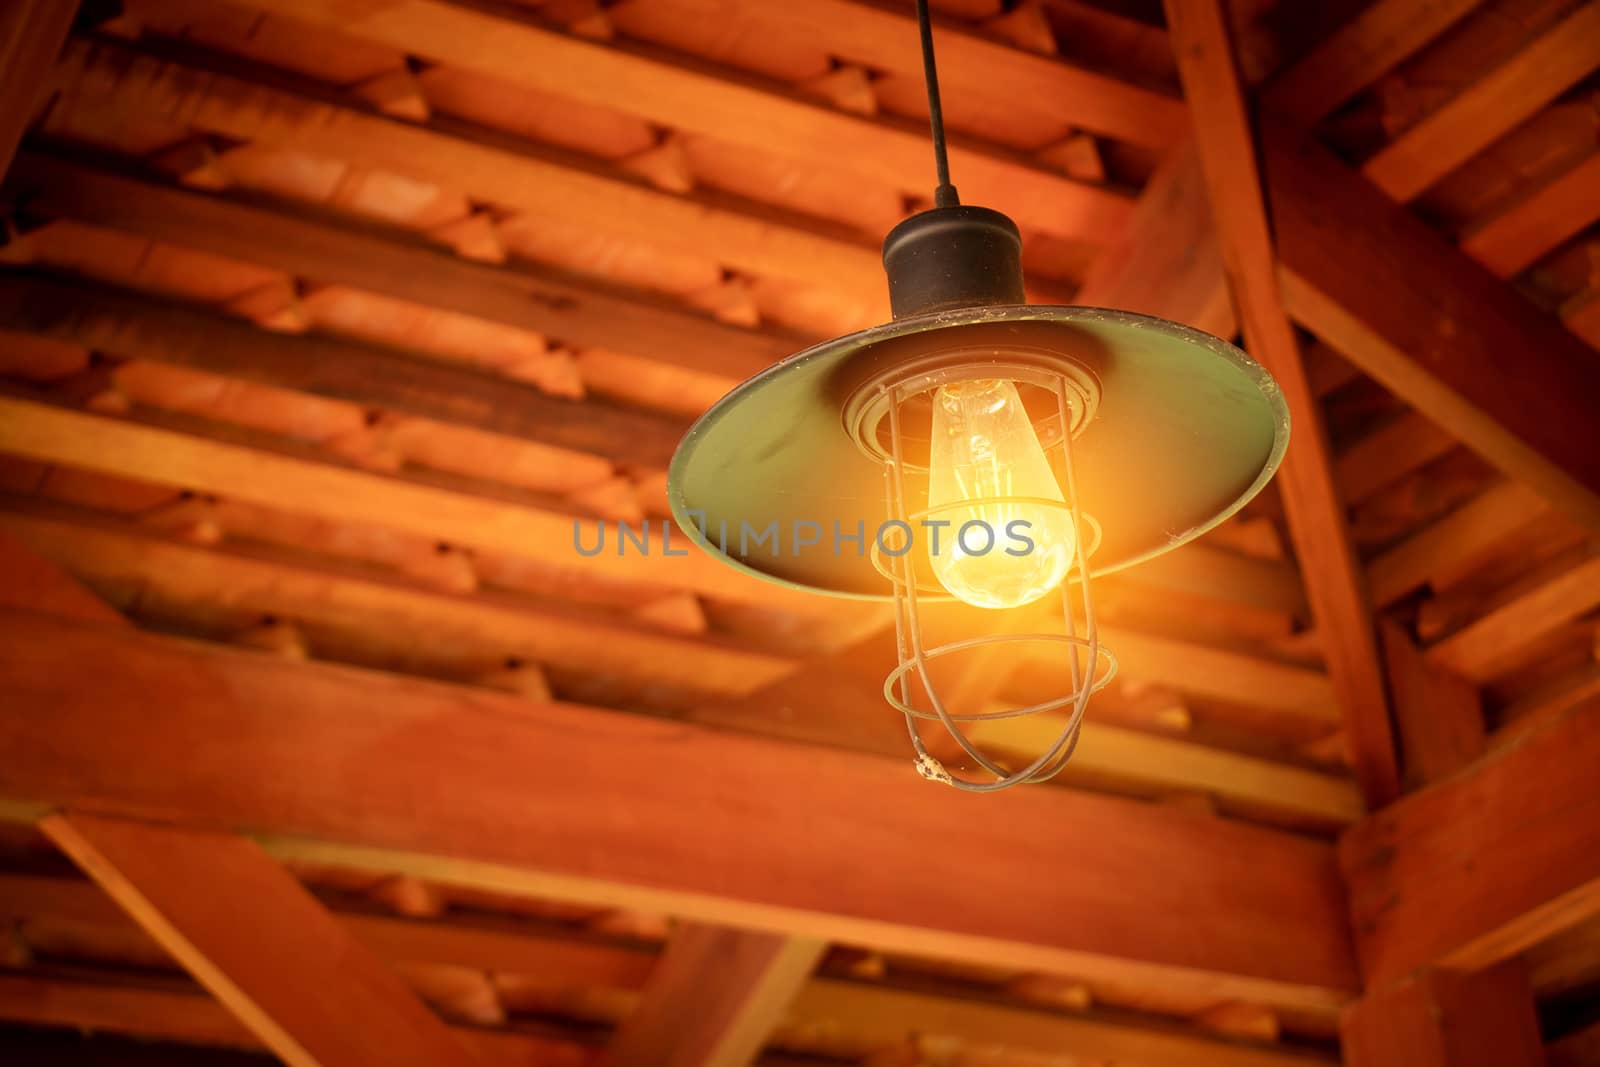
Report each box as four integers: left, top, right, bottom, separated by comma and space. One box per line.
668, 305, 1288, 599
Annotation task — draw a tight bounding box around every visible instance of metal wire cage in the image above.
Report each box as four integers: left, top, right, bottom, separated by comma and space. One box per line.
848, 356, 1119, 791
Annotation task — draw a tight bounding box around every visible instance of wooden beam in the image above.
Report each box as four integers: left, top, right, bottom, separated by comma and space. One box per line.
0, 973, 586, 1065
790, 979, 1333, 1067
607, 925, 822, 1067
966, 715, 1363, 826
1359, 2, 1600, 203
1426, 553, 1600, 683
0, 0, 77, 178
40, 813, 484, 1067
1072, 139, 1233, 338
1340, 698, 1600, 984
0, 392, 811, 613
1262, 0, 1488, 126
1366, 481, 1548, 607
692, 616, 1359, 826
1459, 152, 1600, 277
0, 610, 1360, 1012
1376, 619, 1484, 790
222, 0, 1136, 243
1335, 412, 1456, 505
50, 39, 886, 297
1267, 120, 1600, 530
0, 271, 687, 469
0, 504, 793, 702
632, 0, 1182, 149
0, 871, 1338, 1066
4, 151, 795, 382
1164, 0, 1399, 806
0, 870, 658, 992
1044, 624, 1340, 722
1340, 961, 1544, 1067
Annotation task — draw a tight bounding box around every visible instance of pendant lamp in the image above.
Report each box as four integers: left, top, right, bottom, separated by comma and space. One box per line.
668, 0, 1289, 790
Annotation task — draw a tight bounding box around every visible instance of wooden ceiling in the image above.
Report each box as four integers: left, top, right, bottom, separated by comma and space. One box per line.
0, 0, 1597, 1064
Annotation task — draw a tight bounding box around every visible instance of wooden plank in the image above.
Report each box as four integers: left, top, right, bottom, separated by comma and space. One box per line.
0, 973, 586, 1065
1268, 120, 1600, 531
1335, 412, 1456, 505
0, 871, 658, 992
1360, 2, 1600, 203
967, 715, 1363, 825
1165, 0, 1399, 806
0, 392, 809, 613
225, 0, 1136, 243
1460, 152, 1600, 277
1262, 0, 1488, 125
1366, 481, 1548, 607
0, 871, 1339, 1065
1110, 541, 1307, 619
5, 151, 795, 381
672, 0, 1184, 148
1426, 553, 1600, 683
1340, 699, 1600, 984
1072, 139, 1234, 338
791, 978, 1333, 1067
0, 0, 77, 178
1376, 618, 1484, 789
1494, 662, 1600, 750
1340, 960, 1544, 1067
608, 925, 823, 1067
50, 39, 886, 296
40, 813, 484, 1067
0, 504, 793, 700
0, 610, 1360, 1012
0, 271, 687, 469
1049, 624, 1340, 722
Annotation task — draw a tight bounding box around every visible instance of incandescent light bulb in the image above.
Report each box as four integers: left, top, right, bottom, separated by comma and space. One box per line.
926, 378, 1076, 609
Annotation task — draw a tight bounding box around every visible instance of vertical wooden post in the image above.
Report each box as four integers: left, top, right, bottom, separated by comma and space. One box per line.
1377, 618, 1486, 788
606, 923, 824, 1067
1342, 961, 1545, 1067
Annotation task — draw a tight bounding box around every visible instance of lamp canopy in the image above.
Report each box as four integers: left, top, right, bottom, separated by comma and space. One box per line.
669, 305, 1289, 598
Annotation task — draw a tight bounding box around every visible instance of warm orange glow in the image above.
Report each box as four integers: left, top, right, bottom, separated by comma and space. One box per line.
926, 379, 1075, 610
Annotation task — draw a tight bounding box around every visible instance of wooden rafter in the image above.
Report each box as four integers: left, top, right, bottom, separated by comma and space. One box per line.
1163, 0, 1399, 806
49, 39, 887, 297
41, 814, 484, 1067
0, 974, 582, 1065
0, 871, 1338, 1065
0, 391, 822, 614
1267, 121, 1600, 531
1261, 0, 1488, 125
630, 0, 1184, 148
0, 504, 792, 702
0, 271, 687, 469
607, 924, 823, 1067
217, 0, 1138, 244
0, 609, 1359, 1013
5, 151, 796, 381
1356, 2, 1600, 204
1341, 697, 1600, 985
1072, 138, 1233, 337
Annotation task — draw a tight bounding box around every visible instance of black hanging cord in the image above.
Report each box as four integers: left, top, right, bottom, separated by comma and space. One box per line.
914, 0, 960, 207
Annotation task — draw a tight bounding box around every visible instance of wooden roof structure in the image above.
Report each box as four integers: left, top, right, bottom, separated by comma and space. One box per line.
0, 0, 1597, 1063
